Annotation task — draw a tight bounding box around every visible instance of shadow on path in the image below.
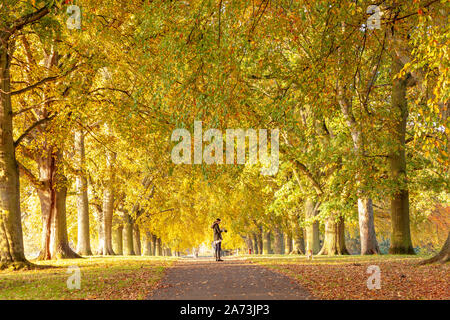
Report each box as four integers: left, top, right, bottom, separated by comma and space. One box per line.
147, 258, 312, 300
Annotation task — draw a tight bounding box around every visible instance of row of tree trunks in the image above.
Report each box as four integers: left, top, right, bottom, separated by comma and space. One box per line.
0, 39, 28, 267
75, 130, 92, 256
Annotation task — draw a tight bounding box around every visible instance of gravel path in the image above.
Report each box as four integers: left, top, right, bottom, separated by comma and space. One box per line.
147, 257, 312, 300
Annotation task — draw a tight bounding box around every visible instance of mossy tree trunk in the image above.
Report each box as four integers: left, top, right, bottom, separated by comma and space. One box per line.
318, 215, 349, 256
388, 57, 414, 255
0, 40, 28, 267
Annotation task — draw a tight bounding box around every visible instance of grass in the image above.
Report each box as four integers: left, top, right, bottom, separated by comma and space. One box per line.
0, 256, 177, 300
247, 254, 450, 300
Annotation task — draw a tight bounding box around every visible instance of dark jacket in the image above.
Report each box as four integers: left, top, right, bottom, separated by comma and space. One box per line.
211, 222, 223, 241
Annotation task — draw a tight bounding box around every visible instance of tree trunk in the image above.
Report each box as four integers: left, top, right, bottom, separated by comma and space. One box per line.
133, 224, 141, 256
37, 150, 80, 260
389, 58, 414, 254
123, 214, 135, 255
245, 234, 254, 254
358, 198, 380, 254
101, 151, 115, 255
305, 199, 320, 254
112, 225, 123, 255
251, 233, 259, 254
318, 215, 349, 256
143, 231, 153, 255
291, 220, 305, 254
75, 130, 92, 256
96, 206, 104, 255
263, 230, 272, 254
0, 42, 28, 268
284, 233, 293, 254
151, 234, 157, 256
156, 237, 163, 256
273, 226, 283, 254
257, 227, 263, 255
419, 231, 450, 264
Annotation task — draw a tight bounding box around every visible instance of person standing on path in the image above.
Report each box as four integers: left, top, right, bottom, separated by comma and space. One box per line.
211, 218, 227, 261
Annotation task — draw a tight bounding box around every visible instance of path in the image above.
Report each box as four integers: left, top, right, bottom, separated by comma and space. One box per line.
147, 257, 312, 300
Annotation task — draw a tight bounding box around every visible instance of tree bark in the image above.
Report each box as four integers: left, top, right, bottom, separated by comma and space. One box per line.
273, 226, 283, 254
318, 215, 349, 256
358, 198, 380, 254
156, 237, 163, 256
151, 234, 157, 256
291, 222, 305, 254
123, 214, 135, 255
0, 43, 28, 267
388, 57, 414, 254
133, 224, 141, 256
257, 226, 263, 255
251, 233, 259, 254
143, 231, 153, 255
305, 199, 320, 254
37, 150, 80, 260
100, 151, 115, 255
284, 233, 293, 254
419, 231, 450, 264
75, 130, 92, 256
263, 230, 272, 254
112, 225, 123, 255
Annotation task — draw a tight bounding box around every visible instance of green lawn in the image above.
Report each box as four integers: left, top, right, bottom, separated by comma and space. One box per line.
0, 256, 176, 300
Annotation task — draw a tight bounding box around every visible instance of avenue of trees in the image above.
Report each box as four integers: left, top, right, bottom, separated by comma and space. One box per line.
0, 0, 448, 269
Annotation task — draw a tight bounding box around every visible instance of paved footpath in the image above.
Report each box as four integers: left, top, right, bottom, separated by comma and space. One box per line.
147, 258, 312, 300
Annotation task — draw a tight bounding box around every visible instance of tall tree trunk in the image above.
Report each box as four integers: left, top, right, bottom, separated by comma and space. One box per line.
112, 225, 123, 255
156, 237, 163, 256
75, 130, 92, 256
263, 230, 272, 254
123, 214, 135, 255
251, 233, 259, 254
151, 234, 157, 256
143, 231, 153, 256
245, 234, 254, 254
101, 151, 115, 255
389, 58, 414, 254
305, 199, 320, 254
284, 233, 293, 254
273, 226, 283, 254
0, 42, 28, 267
318, 215, 349, 256
96, 206, 104, 255
37, 150, 80, 260
419, 231, 450, 264
358, 198, 380, 254
257, 226, 263, 255
291, 222, 305, 254
133, 224, 141, 256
